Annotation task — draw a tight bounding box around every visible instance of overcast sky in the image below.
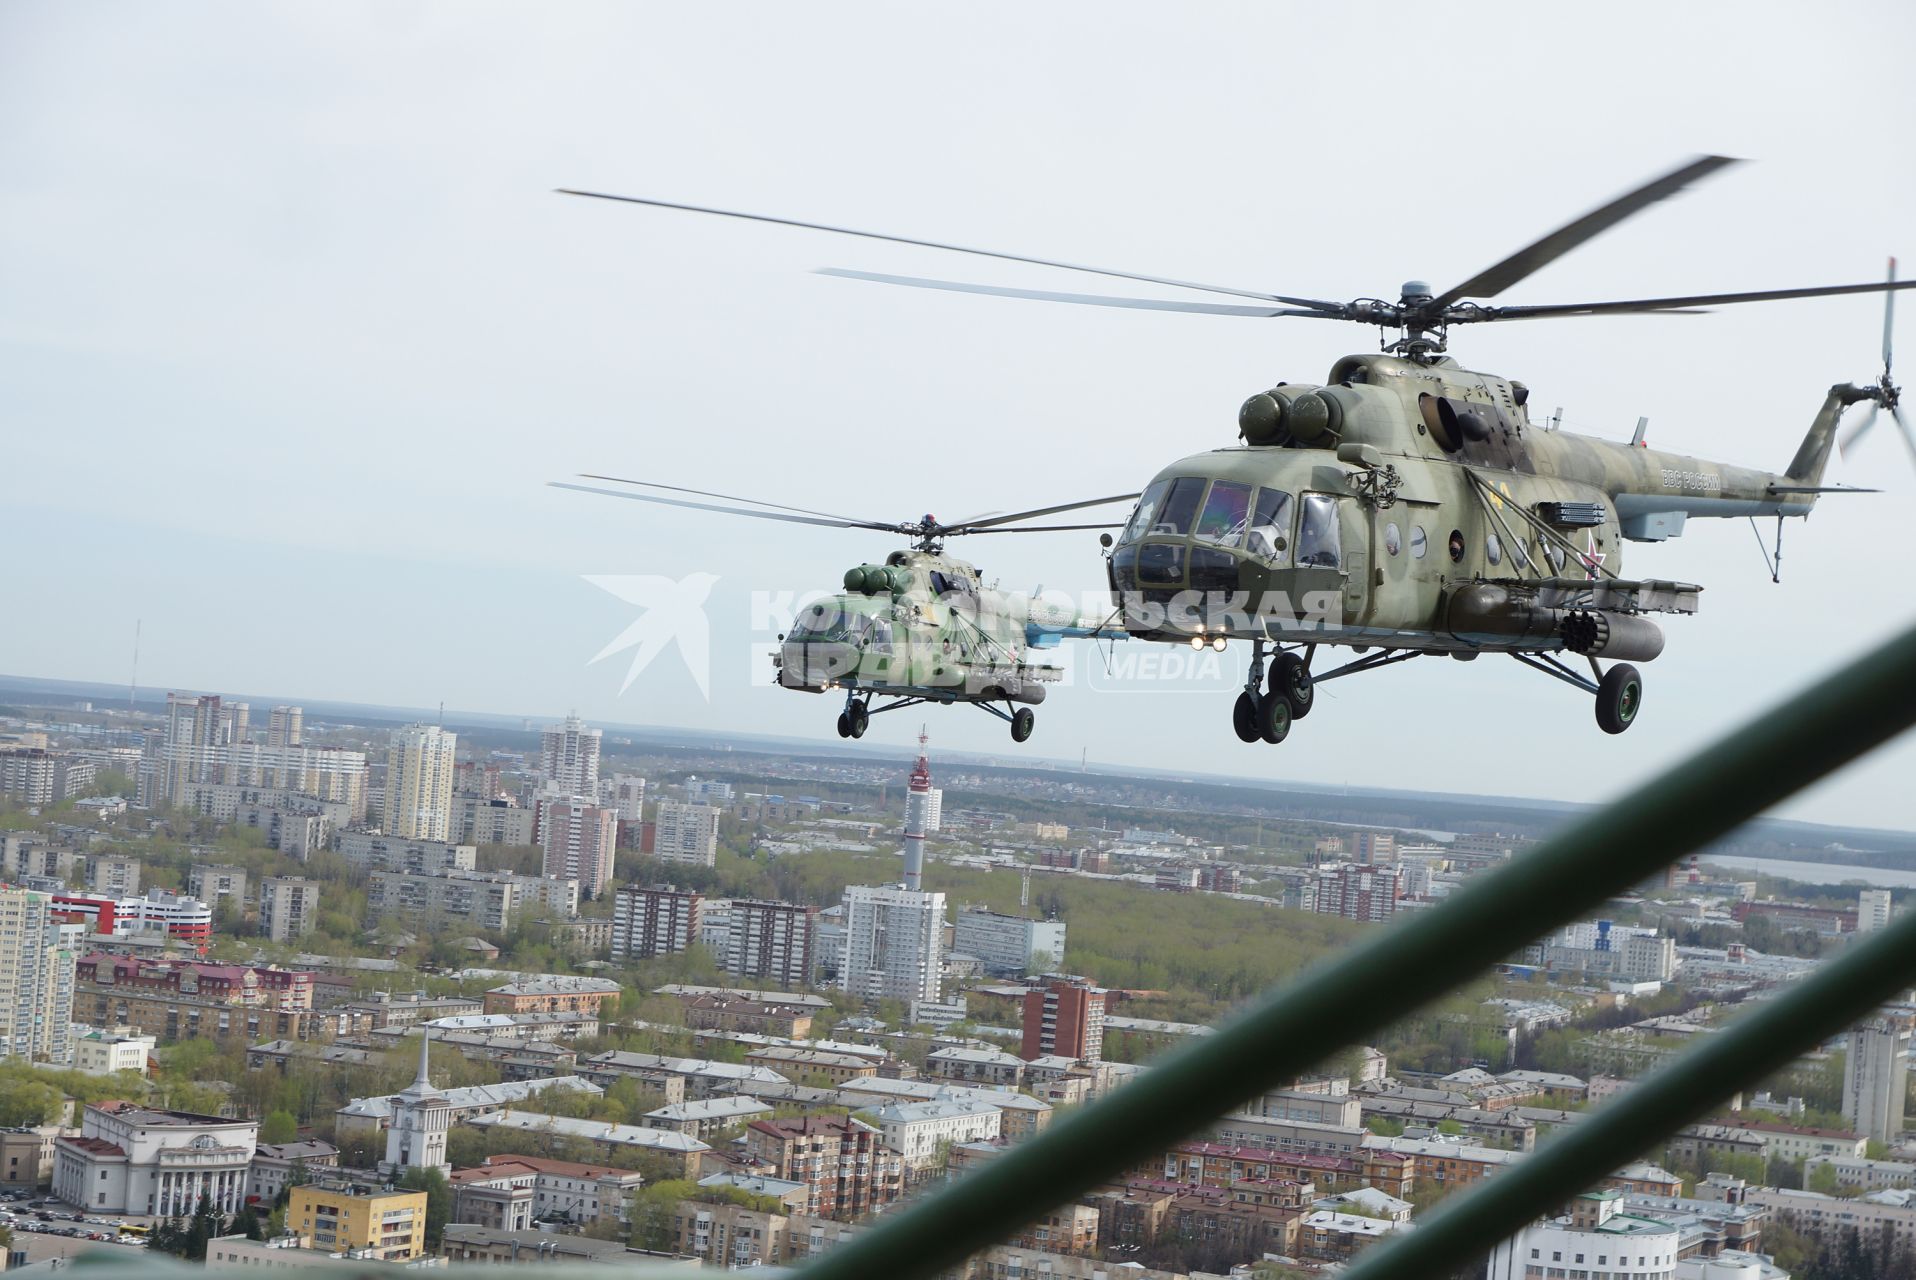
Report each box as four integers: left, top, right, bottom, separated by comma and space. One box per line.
4, 2, 1914, 830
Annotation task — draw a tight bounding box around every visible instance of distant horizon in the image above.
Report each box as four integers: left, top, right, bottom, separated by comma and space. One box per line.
8, 666, 1913, 848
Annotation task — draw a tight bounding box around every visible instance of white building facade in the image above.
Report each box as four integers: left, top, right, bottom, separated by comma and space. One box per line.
840, 885, 945, 1003
53, 1102, 258, 1215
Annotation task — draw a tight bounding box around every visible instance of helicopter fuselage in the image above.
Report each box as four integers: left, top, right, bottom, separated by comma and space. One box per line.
1107, 353, 1848, 660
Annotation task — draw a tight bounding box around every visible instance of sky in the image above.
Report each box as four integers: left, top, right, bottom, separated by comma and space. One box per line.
3, 2, 1914, 829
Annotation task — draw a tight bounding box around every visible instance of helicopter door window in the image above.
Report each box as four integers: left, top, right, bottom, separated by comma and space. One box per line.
1246, 489, 1293, 564
1155, 477, 1206, 536
1193, 481, 1252, 547
1296, 494, 1343, 569
1120, 480, 1170, 545
1410, 526, 1428, 559
1384, 523, 1402, 557
1486, 533, 1503, 566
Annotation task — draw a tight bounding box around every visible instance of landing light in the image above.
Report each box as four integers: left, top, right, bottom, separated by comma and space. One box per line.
1211, 636, 1228, 652
1189, 635, 1205, 651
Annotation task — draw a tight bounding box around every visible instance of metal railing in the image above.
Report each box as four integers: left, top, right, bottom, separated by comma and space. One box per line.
795, 620, 1916, 1280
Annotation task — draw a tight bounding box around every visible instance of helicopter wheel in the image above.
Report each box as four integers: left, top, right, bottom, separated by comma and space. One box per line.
1232, 692, 1260, 743
835, 713, 852, 739
1257, 692, 1292, 744
1270, 652, 1314, 719
1595, 664, 1643, 735
1010, 707, 1035, 743
847, 701, 870, 739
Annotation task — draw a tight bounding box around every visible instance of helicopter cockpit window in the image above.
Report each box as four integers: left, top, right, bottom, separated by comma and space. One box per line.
1296, 494, 1343, 569
1155, 477, 1206, 536
1193, 481, 1252, 547
1120, 480, 1170, 545
1245, 488, 1293, 564
792, 603, 848, 643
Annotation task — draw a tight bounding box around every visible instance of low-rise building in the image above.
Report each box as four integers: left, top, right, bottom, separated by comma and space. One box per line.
447, 1154, 647, 1229
644, 1096, 775, 1139
289, 1182, 428, 1261
924, 1045, 1026, 1089
459, 1110, 708, 1177
247, 1140, 341, 1205
864, 1096, 1002, 1180
53, 1101, 259, 1215
1487, 1191, 1683, 1280
578, 1050, 785, 1100
334, 1075, 604, 1144
676, 993, 812, 1038
1803, 1152, 1916, 1192
74, 1027, 155, 1075
745, 1047, 878, 1085
484, 977, 621, 1017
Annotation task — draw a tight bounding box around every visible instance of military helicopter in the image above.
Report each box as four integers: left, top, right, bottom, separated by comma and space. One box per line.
559, 156, 1910, 742
553, 475, 1132, 741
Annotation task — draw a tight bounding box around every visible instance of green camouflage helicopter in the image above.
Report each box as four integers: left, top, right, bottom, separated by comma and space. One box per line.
560, 155, 1910, 742
553, 476, 1133, 741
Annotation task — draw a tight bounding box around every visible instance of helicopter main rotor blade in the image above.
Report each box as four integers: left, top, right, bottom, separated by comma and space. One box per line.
955, 522, 1126, 534
1840, 403, 1881, 457
551, 481, 902, 533
577, 472, 880, 526
944, 493, 1141, 534
817, 269, 1329, 318
1472, 278, 1916, 322
1429, 155, 1741, 309
558, 189, 1339, 308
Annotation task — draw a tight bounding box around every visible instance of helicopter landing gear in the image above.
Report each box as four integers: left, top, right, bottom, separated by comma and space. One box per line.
1011, 707, 1036, 743
836, 696, 870, 739
1270, 651, 1314, 720
1596, 663, 1643, 735
1509, 651, 1645, 735
1257, 692, 1292, 744
1236, 640, 1312, 745
1232, 692, 1259, 743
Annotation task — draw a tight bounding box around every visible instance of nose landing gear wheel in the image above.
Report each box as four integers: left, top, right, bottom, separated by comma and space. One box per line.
836, 713, 852, 739
1596, 664, 1642, 735
1256, 692, 1292, 744
1271, 653, 1314, 719
846, 700, 870, 739
1010, 707, 1036, 743
1232, 692, 1260, 743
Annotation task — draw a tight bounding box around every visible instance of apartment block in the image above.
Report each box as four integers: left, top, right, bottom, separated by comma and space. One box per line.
612, 884, 704, 963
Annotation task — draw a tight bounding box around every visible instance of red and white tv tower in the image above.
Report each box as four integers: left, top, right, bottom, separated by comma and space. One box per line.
903, 726, 933, 892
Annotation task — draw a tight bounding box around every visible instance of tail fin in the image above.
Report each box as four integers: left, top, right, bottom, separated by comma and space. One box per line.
1785, 383, 1869, 484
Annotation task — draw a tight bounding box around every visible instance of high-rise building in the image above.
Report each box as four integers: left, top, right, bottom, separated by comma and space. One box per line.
259, 877, 322, 942
219, 702, 251, 745
1845, 1016, 1911, 1144
537, 798, 617, 899
540, 715, 602, 797
612, 885, 705, 963
87, 855, 142, 898
1311, 863, 1402, 924
1352, 832, 1397, 866
840, 885, 944, 1003
1859, 889, 1895, 934
187, 864, 249, 914
725, 900, 818, 989
0, 888, 77, 1064
952, 908, 1067, 977
383, 725, 457, 841
603, 774, 647, 824
266, 706, 304, 748
1020, 974, 1106, 1062
655, 802, 720, 867
0, 748, 96, 805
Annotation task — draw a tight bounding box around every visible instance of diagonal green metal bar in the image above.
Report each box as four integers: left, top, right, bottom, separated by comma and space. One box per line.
1342, 902, 1916, 1280
798, 620, 1916, 1280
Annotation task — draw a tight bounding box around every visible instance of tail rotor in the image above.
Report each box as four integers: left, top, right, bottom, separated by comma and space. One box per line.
1840, 256, 1912, 464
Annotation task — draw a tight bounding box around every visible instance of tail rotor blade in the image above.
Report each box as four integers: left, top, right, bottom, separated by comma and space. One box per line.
1840, 403, 1881, 457
1892, 403, 1916, 468
1885, 256, 1899, 380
